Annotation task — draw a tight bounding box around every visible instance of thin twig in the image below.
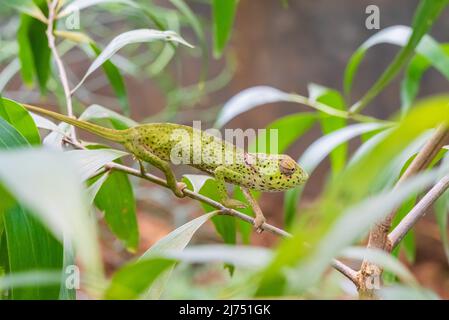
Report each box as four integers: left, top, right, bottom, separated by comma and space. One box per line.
389, 174, 449, 249
46, 0, 77, 140
62, 137, 358, 284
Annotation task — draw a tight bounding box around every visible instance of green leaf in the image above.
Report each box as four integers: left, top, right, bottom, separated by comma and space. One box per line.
105, 258, 174, 299
59, 0, 138, 17
183, 176, 236, 245
94, 167, 139, 252
0, 148, 102, 278
17, 0, 51, 92
90, 43, 130, 115
308, 84, 347, 175
215, 86, 293, 128
401, 43, 449, 115
141, 211, 218, 299
0, 97, 40, 145
215, 86, 355, 129
212, 0, 238, 58
72, 29, 193, 93
86, 172, 110, 204
3, 205, 64, 299
0, 117, 29, 149
346, 0, 449, 111
0, 112, 67, 299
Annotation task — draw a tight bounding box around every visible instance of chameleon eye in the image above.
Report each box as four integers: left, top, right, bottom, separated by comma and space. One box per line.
279, 157, 296, 176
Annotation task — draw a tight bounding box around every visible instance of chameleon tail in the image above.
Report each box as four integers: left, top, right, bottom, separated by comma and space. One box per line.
23, 104, 128, 143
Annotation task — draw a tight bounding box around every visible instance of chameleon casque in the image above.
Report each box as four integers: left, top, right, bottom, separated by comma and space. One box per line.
24, 104, 308, 229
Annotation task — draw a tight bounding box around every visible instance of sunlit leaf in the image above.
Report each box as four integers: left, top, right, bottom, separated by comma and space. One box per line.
0, 97, 40, 145
183, 176, 236, 245
0, 148, 102, 277
79, 104, 137, 130
59, 0, 138, 17
0, 271, 62, 292
308, 83, 347, 174
141, 211, 218, 299
3, 205, 64, 299
72, 29, 193, 93
65, 148, 128, 181
215, 86, 293, 128
0, 114, 65, 299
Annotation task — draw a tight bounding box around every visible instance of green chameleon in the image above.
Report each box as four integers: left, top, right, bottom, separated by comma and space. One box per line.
24, 104, 308, 229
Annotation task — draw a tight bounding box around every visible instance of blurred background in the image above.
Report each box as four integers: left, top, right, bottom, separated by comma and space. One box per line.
1, 0, 448, 298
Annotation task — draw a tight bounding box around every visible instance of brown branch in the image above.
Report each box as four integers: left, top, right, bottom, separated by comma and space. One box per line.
389, 174, 449, 249
62, 137, 359, 284
47, 0, 77, 140
358, 125, 449, 298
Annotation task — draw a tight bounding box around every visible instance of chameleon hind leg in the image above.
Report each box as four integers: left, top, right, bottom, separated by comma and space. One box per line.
135, 145, 186, 198
214, 166, 246, 209
241, 187, 266, 233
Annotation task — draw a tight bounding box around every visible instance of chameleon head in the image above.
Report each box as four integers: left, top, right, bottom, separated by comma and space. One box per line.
253, 154, 308, 191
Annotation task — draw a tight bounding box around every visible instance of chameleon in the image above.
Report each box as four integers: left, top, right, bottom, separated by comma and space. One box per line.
23, 104, 308, 230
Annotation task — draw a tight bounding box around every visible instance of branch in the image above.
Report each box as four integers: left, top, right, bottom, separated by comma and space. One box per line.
389, 174, 449, 249
62, 137, 359, 284
47, 0, 77, 140
358, 125, 449, 298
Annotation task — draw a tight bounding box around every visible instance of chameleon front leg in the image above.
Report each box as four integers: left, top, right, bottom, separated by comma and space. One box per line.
214, 166, 246, 209
135, 145, 186, 198
241, 187, 266, 233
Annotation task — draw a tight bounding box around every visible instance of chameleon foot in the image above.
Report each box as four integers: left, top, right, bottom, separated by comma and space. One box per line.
222, 198, 247, 209
253, 214, 266, 233
173, 182, 187, 198
138, 160, 147, 176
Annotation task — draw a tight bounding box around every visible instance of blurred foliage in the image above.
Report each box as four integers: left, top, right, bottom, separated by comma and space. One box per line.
0, 0, 448, 300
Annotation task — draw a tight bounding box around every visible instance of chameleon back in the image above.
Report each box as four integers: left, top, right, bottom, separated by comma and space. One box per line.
125, 123, 245, 173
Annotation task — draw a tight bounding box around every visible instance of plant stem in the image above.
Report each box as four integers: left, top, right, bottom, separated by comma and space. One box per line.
358, 125, 449, 298
389, 174, 449, 249
47, 0, 77, 140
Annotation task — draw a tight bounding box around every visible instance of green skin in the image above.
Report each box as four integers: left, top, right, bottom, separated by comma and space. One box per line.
24, 105, 308, 227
